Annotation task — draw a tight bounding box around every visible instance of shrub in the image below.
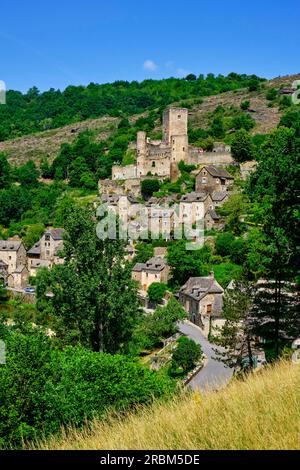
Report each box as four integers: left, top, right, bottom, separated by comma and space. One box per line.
148, 282, 168, 302
240, 100, 250, 110
266, 88, 277, 101
171, 336, 202, 374
0, 327, 174, 448
141, 179, 160, 199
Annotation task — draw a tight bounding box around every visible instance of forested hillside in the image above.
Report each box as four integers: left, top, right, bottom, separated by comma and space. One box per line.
0, 73, 264, 142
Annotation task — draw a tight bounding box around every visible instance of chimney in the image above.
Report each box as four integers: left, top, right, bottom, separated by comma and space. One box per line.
209, 271, 214, 279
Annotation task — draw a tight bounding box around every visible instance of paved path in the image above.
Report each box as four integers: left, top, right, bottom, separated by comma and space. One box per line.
178, 321, 233, 392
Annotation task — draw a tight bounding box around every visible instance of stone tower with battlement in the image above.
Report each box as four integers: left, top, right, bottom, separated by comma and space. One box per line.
112, 107, 189, 182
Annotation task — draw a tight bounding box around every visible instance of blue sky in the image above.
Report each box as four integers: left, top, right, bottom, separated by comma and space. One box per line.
0, 0, 299, 92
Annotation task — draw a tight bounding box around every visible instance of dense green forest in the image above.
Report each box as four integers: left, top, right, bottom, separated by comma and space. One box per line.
0, 73, 264, 141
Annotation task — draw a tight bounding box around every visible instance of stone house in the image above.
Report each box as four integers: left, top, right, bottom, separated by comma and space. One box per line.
7, 266, 29, 289
0, 240, 28, 288
195, 166, 234, 193
179, 192, 214, 225
178, 273, 224, 337
204, 209, 223, 231
28, 259, 52, 278
211, 191, 229, 207
132, 256, 170, 293
27, 229, 64, 275
148, 206, 175, 239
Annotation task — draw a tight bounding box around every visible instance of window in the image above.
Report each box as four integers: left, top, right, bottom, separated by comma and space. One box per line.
152, 161, 155, 167
183, 147, 185, 151
202, 177, 207, 183
45, 234, 50, 241
207, 304, 212, 314
46, 250, 50, 256
178, 115, 181, 119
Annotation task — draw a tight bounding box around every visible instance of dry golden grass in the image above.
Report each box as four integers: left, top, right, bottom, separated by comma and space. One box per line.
36, 361, 300, 450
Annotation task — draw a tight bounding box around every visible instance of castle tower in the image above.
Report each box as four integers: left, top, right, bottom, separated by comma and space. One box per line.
163, 108, 188, 145
163, 108, 189, 170
136, 131, 147, 177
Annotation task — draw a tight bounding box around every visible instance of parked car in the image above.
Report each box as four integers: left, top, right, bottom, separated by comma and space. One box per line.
23, 287, 35, 294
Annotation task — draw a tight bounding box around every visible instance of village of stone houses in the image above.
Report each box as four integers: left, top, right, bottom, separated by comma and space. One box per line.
0, 71, 299, 450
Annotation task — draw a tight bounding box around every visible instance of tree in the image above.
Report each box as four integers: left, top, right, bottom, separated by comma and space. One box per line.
36, 205, 139, 353
171, 336, 202, 373
147, 282, 168, 302
141, 179, 160, 199
167, 240, 212, 287
0, 153, 11, 189
217, 194, 249, 235
231, 129, 255, 163
133, 297, 187, 350
23, 223, 45, 250
17, 160, 40, 188
215, 281, 255, 370
210, 117, 225, 139
266, 88, 277, 101
246, 127, 300, 356
248, 78, 260, 92
185, 73, 197, 81
240, 100, 250, 110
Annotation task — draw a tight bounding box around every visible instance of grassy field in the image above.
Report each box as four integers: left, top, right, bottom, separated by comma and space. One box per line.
36, 361, 300, 450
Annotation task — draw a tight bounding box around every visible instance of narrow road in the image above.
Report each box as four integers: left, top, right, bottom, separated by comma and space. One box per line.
179, 320, 233, 391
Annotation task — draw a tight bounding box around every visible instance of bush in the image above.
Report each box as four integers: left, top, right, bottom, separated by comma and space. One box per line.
141, 179, 160, 199
0, 326, 174, 448
148, 282, 168, 302
231, 129, 255, 163
170, 336, 202, 374
240, 100, 250, 110
266, 88, 277, 101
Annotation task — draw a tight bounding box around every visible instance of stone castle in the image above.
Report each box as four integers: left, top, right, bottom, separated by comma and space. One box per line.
99, 106, 234, 196
112, 108, 190, 182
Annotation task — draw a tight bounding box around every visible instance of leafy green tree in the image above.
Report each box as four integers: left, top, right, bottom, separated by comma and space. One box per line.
240, 100, 250, 110
132, 243, 153, 264
36, 205, 139, 353
210, 117, 225, 139
217, 194, 249, 235
266, 88, 277, 101
279, 110, 300, 136
215, 281, 255, 369
133, 297, 186, 350
0, 153, 11, 189
185, 73, 197, 81
141, 179, 160, 199
246, 127, 300, 355
248, 78, 260, 92
40, 157, 52, 178
171, 336, 202, 373
231, 129, 255, 163
167, 241, 212, 287
23, 223, 45, 250
147, 282, 168, 302
17, 160, 40, 188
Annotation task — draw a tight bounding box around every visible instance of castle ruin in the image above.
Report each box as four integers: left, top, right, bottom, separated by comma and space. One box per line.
112, 108, 190, 182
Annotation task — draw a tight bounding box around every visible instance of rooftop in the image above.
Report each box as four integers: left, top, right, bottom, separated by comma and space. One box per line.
181, 192, 210, 203
0, 240, 23, 251
199, 166, 234, 179
180, 275, 224, 301
133, 256, 167, 273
